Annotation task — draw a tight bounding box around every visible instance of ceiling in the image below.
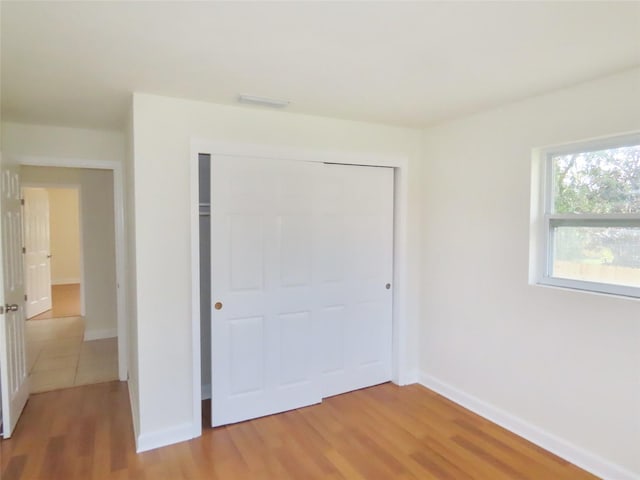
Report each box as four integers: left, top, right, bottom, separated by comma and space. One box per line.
2, 1, 639, 131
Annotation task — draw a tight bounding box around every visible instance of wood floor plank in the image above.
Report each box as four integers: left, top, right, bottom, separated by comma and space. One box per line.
410, 449, 471, 480
1, 453, 27, 480
0, 381, 600, 480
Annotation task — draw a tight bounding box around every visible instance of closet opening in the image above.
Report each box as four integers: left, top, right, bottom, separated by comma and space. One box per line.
198, 153, 212, 428
194, 147, 405, 430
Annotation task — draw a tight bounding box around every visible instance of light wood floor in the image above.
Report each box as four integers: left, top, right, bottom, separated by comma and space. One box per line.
30, 284, 81, 320
0, 382, 597, 480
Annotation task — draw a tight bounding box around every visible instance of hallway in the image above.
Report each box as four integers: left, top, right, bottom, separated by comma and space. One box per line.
24, 280, 118, 393
26, 316, 118, 393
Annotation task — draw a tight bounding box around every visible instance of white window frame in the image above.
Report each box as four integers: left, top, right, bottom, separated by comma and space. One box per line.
532, 132, 640, 299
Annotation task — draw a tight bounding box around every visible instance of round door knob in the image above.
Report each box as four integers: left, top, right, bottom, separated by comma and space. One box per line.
385, 283, 391, 290
214, 302, 223, 310
5, 304, 19, 312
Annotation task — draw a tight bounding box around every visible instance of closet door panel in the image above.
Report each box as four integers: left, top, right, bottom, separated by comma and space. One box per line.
317, 164, 394, 398
210, 155, 321, 427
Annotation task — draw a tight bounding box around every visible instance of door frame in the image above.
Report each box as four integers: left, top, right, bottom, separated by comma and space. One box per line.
16, 156, 127, 381
21, 183, 86, 318
189, 139, 411, 438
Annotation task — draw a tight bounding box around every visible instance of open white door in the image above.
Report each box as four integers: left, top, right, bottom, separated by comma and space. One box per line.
0, 154, 29, 438
23, 188, 52, 319
211, 156, 322, 426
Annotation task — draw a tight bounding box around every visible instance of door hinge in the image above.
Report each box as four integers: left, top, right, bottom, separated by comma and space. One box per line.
20, 198, 25, 206
22, 246, 26, 254
24, 294, 27, 302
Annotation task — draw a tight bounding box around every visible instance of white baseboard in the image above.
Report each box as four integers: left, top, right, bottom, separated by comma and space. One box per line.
202, 383, 211, 400
84, 328, 117, 341
136, 421, 200, 453
419, 373, 638, 480
52, 278, 81, 285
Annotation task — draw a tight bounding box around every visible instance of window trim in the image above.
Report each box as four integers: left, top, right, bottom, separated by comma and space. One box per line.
533, 132, 640, 299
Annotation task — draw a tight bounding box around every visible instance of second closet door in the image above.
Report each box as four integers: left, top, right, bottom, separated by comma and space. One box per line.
317, 164, 394, 398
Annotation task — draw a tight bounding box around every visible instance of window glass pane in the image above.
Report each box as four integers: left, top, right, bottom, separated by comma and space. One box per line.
552, 226, 640, 287
552, 145, 640, 214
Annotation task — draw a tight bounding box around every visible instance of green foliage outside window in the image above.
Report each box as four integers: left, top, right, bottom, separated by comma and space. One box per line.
552, 145, 640, 268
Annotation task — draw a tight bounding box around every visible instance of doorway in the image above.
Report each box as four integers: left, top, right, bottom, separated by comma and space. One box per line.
191, 141, 411, 436
23, 186, 84, 321
21, 167, 119, 394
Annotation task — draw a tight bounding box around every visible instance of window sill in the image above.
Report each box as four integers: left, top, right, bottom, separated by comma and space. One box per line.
533, 278, 640, 301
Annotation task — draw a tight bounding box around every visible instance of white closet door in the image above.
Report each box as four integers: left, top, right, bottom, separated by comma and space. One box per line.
317, 164, 394, 398
210, 155, 322, 426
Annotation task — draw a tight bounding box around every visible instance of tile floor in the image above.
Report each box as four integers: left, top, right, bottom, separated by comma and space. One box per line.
26, 316, 118, 394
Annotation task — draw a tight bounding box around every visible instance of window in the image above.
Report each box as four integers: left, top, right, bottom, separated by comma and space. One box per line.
534, 134, 640, 298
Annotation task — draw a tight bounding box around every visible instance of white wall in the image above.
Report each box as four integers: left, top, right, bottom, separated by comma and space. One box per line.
20, 167, 118, 340
420, 68, 640, 477
131, 93, 423, 448
79, 168, 117, 340
2, 122, 124, 162
46, 188, 81, 285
